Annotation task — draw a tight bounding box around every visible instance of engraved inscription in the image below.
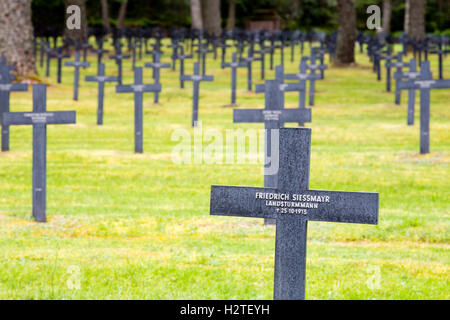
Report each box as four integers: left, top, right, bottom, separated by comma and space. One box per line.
262, 110, 282, 121
414, 80, 436, 89
255, 192, 331, 215
24, 112, 54, 124
132, 85, 145, 92
0, 84, 12, 91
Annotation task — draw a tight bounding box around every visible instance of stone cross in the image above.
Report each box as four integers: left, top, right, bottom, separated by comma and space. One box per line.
45, 47, 55, 77
285, 59, 321, 113
379, 46, 397, 91
166, 41, 181, 71
395, 59, 420, 126
180, 62, 214, 127
144, 52, 170, 104
240, 47, 261, 91
109, 44, 131, 85
85, 63, 118, 125
429, 41, 450, 79
50, 47, 70, 84
216, 40, 232, 69
254, 43, 271, 80
115, 67, 161, 153
305, 53, 327, 106
177, 46, 193, 89
91, 39, 109, 69
210, 127, 379, 299
64, 51, 90, 101
1, 84, 76, 222
222, 52, 246, 106
397, 60, 450, 154
0, 57, 29, 151
195, 43, 214, 76
387, 53, 409, 105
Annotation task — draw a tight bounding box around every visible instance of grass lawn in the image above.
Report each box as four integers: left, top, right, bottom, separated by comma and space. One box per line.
0, 41, 448, 299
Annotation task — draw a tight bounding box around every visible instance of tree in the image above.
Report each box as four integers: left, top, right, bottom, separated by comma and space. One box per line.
64, 0, 88, 44
404, 0, 425, 41
117, 0, 128, 30
382, 0, 392, 34
336, 0, 356, 65
0, 0, 36, 78
101, 0, 111, 31
201, 0, 221, 36
226, 0, 236, 30
190, 0, 203, 30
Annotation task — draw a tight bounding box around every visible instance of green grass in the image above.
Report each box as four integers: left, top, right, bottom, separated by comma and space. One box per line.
0, 42, 448, 299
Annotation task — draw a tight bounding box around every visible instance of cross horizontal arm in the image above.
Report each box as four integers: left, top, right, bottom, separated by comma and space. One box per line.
2, 111, 76, 126
211, 185, 379, 224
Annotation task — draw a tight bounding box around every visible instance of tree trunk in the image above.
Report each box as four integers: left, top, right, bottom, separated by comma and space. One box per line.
382, 0, 392, 34
100, 0, 111, 31
64, 0, 88, 44
0, 0, 36, 78
201, 0, 222, 37
117, 0, 128, 30
404, 0, 410, 34
336, 0, 356, 65
190, 0, 203, 30
226, 0, 236, 30
405, 0, 426, 41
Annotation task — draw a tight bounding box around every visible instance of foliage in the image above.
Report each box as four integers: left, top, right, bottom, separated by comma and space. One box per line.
31, 0, 449, 32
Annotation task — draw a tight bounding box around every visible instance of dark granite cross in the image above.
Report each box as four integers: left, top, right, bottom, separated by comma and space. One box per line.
429, 41, 450, 79
240, 47, 261, 91
85, 63, 118, 125
222, 52, 246, 106
39, 38, 47, 68
77, 41, 92, 67
397, 60, 450, 154
64, 51, 90, 101
379, 46, 397, 91
45, 46, 56, 77
91, 39, 109, 69
109, 44, 131, 85
115, 67, 161, 153
387, 53, 409, 105
216, 40, 232, 69
210, 127, 379, 300
305, 53, 327, 106
195, 43, 214, 76
177, 46, 193, 89
0, 58, 29, 151
1, 84, 76, 222
144, 52, 170, 104
180, 62, 214, 127
51, 47, 70, 84
254, 43, 272, 80
166, 41, 181, 71
285, 59, 321, 112
395, 58, 420, 125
